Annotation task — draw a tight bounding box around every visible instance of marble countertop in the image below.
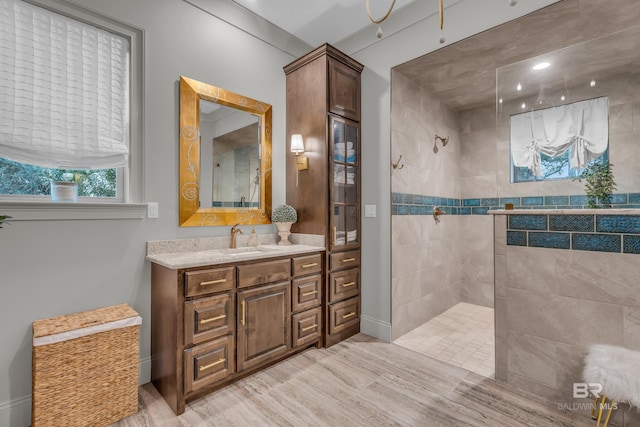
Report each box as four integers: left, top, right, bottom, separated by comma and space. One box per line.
146, 244, 325, 269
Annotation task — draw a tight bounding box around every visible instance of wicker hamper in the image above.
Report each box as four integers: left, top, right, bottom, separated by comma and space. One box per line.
32, 304, 141, 427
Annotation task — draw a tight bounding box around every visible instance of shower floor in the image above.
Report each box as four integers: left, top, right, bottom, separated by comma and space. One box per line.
393, 302, 495, 378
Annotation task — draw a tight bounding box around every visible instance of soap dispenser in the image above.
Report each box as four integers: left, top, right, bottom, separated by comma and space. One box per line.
247, 225, 259, 247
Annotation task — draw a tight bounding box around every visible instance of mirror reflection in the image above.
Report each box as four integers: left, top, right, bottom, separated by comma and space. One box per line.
199, 100, 261, 208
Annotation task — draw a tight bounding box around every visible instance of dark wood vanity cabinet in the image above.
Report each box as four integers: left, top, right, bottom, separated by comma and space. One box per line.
150, 251, 323, 415
237, 279, 290, 372
284, 44, 363, 347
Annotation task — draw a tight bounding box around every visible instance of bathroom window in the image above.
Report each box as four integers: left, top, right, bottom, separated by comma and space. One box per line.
510, 97, 609, 183
0, 0, 143, 203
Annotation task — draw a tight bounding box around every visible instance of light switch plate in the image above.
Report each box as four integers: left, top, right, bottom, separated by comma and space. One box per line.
364, 204, 376, 218
147, 202, 159, 218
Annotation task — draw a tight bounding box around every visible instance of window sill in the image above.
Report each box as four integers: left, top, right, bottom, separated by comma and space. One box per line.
0, 201, 147, 221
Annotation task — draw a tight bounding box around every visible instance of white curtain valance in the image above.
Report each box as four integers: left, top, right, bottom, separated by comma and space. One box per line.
510, 97, 609, 176
0, 0, 130, 169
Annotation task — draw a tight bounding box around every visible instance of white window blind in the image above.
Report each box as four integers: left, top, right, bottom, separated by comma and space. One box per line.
510, 97, 608, 176
0, 0, 129, 169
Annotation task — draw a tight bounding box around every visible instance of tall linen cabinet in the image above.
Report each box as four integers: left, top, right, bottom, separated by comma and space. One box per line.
284, 44, 364, 347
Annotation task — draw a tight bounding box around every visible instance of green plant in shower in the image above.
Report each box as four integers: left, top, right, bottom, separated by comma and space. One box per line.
574, 160, 616, 208
0, 214, 11, 228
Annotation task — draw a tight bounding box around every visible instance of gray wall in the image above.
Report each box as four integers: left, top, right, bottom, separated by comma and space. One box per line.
0, 0, 559, 424
0, 0, 298, 425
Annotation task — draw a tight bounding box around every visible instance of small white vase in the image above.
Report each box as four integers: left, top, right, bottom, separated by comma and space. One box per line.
275, 222, 293, 245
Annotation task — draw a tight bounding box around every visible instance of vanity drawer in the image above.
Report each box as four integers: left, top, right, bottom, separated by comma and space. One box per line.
329, 268, 359, 303
292, 274, 322, 313
292, 253, 322, 277
184, 293, 235, 346
237, 258, 291, 288
329, 250, 360, 271
328, 296, 360, 335
292, 307, 321, 348
184, 334, 235, 393
185, 267, 234, 297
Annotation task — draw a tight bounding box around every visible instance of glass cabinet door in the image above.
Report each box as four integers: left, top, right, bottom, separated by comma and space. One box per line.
329, 116, 359, 251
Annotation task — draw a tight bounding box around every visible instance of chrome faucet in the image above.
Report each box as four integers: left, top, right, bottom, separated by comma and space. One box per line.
230, 223, 243, 248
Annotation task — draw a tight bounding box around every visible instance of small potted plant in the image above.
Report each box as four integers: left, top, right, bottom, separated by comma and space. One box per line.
271, 204, 297, 245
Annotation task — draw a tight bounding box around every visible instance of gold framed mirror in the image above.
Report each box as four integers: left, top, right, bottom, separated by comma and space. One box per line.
179, 76, 272, 226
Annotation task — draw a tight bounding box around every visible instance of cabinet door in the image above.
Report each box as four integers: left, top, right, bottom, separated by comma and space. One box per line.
237, 281, 291, 372
328, 58, 360, 121
329, 116, 360, 251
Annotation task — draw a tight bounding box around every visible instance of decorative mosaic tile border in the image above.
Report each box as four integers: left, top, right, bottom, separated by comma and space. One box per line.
391, 192, 640, 216
506, 213, 640, 255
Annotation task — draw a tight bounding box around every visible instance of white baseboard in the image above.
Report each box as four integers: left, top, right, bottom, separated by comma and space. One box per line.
360, 315, 391, 342
0, 356, 152, 427
0, 395, 30, 427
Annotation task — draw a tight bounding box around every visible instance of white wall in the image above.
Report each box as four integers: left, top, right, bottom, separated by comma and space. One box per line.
0, 0, 560, 424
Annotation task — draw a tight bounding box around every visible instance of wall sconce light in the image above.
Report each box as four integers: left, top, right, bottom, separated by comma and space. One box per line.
291, 134, 308, 187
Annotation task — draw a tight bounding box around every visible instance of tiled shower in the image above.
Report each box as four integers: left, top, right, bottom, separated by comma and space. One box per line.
389, 20, 640, 382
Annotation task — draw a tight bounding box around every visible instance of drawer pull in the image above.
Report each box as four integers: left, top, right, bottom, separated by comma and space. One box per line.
341, 281, 356, 288
301, 290, 318, 297
199, 314, 226, 324
200, 278, 227, 286
199, 358, 225, 372
342, 312, 356, 320
301, 323, 318, 332
341, 257, 356, 263
301, 262, 318, 268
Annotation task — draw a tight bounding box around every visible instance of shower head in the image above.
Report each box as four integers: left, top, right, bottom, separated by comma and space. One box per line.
433, 134, 449, 153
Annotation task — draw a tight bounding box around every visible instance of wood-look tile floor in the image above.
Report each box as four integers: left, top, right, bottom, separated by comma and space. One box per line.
112, 334, 592, 427
394, 302, 495, 378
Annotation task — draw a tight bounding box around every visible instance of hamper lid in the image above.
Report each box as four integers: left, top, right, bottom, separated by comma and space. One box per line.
32, 303, 141, 346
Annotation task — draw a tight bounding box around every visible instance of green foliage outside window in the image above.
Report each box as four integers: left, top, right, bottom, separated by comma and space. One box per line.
513, 149, 608, 183
0, 158, 116, 198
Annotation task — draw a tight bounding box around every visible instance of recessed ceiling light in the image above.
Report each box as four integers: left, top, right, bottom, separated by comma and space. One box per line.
590, 80, 596, 87
516, 83, 522, 91
561, 95, 565, 101
499, 98, 503, 104
521, 102, 526, 109
532, 62, 550, 71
